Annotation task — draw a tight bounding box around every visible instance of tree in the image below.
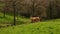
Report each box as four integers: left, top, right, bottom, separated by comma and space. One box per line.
31, 0, 35, 17
12, 0, 16, 25
3, 0, 8, 17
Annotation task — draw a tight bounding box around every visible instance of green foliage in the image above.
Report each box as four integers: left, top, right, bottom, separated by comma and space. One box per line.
0, 19, 60, 34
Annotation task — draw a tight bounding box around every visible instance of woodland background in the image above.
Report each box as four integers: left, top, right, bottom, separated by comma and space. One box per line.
0, 0, 60, 20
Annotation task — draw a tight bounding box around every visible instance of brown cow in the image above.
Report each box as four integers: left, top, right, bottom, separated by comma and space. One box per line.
30, 17, 40, 23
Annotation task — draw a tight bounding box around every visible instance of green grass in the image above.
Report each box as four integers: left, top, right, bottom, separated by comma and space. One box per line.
0, 13, 31, 25
0, 12, 60, 34
0, 19, 60, 34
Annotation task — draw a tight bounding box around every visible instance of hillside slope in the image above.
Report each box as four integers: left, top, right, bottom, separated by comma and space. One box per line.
0, 19, 60, 34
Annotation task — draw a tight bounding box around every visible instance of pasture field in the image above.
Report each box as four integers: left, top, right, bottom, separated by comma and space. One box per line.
0, 19, 60, 34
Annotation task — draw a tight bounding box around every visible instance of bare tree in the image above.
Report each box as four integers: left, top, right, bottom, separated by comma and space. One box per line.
12, 0, 16, 25
31, 0, 37, 17
3, 0, 7, 17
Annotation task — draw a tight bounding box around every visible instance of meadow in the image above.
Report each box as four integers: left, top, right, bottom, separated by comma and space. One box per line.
0, 19, 60, 34
0, 12, 60, 34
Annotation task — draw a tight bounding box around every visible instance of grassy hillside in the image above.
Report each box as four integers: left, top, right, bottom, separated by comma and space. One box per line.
0, 19, 60, 34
